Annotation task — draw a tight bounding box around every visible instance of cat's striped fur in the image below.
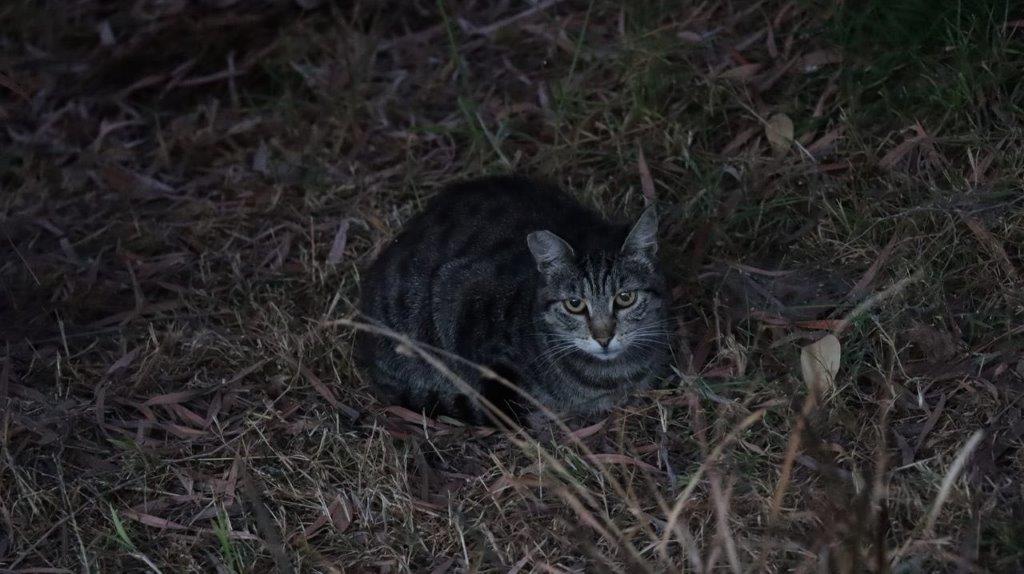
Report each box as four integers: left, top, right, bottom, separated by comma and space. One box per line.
355, 176, 671, 424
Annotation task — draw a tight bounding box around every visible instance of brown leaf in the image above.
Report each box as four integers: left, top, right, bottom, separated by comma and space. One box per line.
879, 130, 926, 168
567, 419, 606, 440
800, 334, 841, 397
327, 220, 350, 266
798, 50, 842, 72
806, 127, 843, 158
328, 494, 354, 532
882, 143, 919, 169
765, 113, 794, 155
171, 404, 208, 428
846, 235, 899, 301
160, 423, 207, 439
959, 213, 1021, 283
913, 393, 947, 455
586, 453, 659, 472
636, 143, 656, 204
143, 390, 199, 406
283, 357, 342, 410
721, 126, 759, 156
719, 63, 762, 81
385, 405, 445, 429
106, 348, 140, 375
678, 31, 703, 44
123, 509, 189, 530
793, 319, 845, 330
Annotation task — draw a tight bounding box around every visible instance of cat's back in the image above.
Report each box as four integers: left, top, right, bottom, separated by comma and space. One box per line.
396, 175, 604, 250
366, 176, 608, 280
359, 176, 611, 344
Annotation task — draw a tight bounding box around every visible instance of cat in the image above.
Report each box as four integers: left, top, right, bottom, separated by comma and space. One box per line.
355, 176, 671, 425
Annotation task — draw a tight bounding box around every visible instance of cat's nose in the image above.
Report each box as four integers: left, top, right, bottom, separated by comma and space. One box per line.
594, 335, 612, 348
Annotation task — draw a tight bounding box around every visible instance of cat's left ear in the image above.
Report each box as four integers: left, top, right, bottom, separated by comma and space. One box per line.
621, 204, 658, 257
527, 230, 575, 275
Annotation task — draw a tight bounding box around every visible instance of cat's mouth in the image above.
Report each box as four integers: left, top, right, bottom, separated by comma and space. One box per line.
576, 337, 626, 360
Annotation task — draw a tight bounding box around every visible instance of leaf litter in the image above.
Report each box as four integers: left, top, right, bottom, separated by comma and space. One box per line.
2, 1, 1023, 572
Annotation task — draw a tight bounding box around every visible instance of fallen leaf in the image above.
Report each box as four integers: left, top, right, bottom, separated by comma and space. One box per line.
636, 143, 656, 204
765, 113, 794, 155
678, 30, 703, 44
329, 494, 355, 532
719, 63, 762, 81
171, 404, 208, 427
586, 453, 659, 472
327, 220, 351, 266
97, 20, 116, 46
959, 212, 1021, 283
793, 319, 845, 330
123, 509, 189, 530
800, 334, 841, 397
879, 136, 923, 168
721, 126, 759, 156
160, 423, 207, 439
385, 405, 446, 429
567, 419, 606, 440
806, 127, 843, 158
106, 348, 140, 375
846, 235, 899, 301
143, 390, 199, 406
798, 50, 842, 72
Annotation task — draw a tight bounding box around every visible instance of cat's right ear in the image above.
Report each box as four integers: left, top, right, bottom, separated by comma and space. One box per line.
527, 230, 574, 274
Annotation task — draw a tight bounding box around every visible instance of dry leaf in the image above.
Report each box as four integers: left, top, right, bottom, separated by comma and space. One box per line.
123, 509, 189, 530
106, 347, 140, 375
959, 212, 1021, 283
143, 390, 199, 406
567, 419, 606, 440
806, 127, 843, 157
385, 405, 446, 429
798, 50, 842, 73
327, 219, 350, 265
719, 63, 762, 81
800, 334, 841, 397
879, 136, 923, 168
636, 144, 656, 204
586, 453, 660, 472
721, 126, 759, 156
329, 494, 355, 532
765, 113, 794, 155
678, 30, 703, 44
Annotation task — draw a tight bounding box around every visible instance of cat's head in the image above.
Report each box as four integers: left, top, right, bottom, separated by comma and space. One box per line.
527, 205, 668, 362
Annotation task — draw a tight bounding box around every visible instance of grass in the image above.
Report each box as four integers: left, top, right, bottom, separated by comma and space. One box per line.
2, 0, 1023, 571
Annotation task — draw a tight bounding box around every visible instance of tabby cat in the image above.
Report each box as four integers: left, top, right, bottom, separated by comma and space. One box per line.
355, 176, 671, 424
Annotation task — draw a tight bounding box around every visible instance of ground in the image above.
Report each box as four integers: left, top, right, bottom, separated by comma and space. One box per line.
2, 1, 1023, 572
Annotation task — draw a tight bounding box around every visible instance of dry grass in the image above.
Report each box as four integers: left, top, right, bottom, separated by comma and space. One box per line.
2, 1, 1023, 572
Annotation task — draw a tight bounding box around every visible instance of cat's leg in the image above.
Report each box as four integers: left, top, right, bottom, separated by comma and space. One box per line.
365, 339, 488, 422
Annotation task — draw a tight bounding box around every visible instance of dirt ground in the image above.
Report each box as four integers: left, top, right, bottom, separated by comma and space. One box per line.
2, 1, 1023, 572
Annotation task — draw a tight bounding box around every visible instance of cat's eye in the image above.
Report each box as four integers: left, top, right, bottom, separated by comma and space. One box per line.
614, 291, 637, 308
563, 298, 587, 314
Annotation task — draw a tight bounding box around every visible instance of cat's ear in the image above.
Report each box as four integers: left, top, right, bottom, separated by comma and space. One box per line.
621, 204, 658, 256
527, 230, 574, 273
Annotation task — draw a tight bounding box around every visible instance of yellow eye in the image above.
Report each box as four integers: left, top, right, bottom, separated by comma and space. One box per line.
614, 291, 637, 308
563, 298, 587, 314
